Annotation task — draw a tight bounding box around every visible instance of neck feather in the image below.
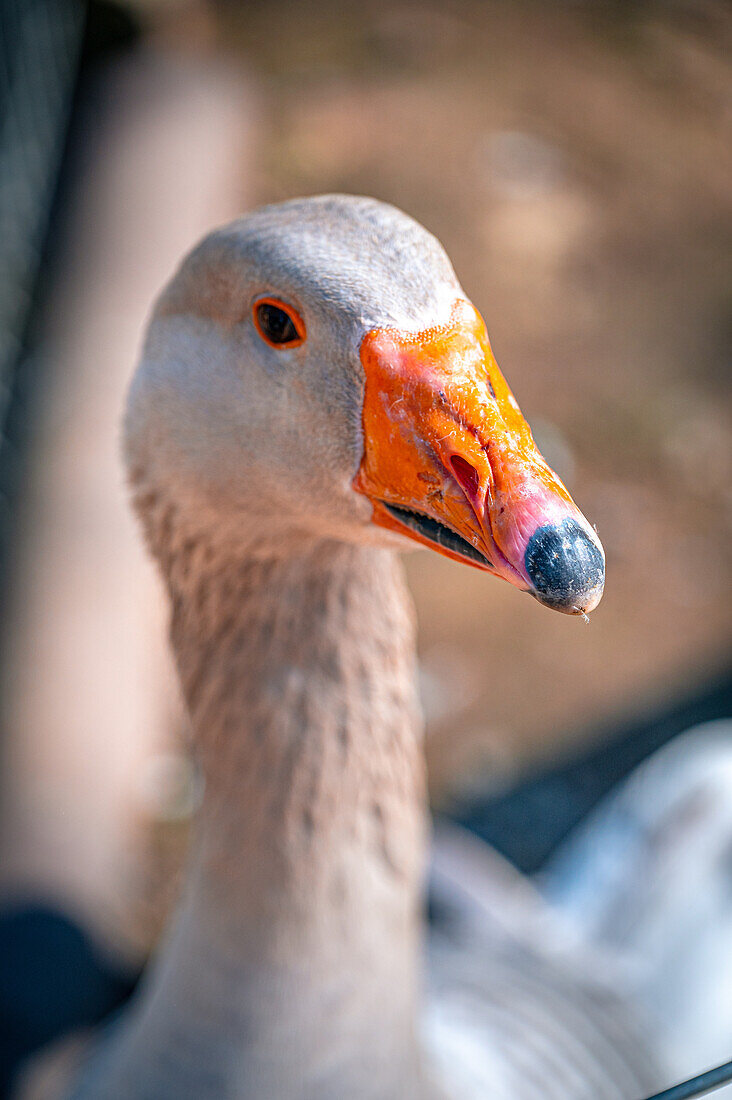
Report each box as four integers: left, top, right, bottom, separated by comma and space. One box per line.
86, 509, 431, 1099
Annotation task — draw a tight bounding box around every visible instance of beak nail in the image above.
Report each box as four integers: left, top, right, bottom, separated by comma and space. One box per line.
524, 519, 605, 612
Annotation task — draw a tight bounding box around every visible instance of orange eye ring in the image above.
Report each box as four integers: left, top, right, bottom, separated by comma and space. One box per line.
252, 297, 306, 349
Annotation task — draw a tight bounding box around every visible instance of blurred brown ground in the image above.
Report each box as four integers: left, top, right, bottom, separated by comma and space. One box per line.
210, 0, 731, 802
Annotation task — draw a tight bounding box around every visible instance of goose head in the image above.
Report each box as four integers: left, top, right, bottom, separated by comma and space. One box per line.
126, 194, 604, 614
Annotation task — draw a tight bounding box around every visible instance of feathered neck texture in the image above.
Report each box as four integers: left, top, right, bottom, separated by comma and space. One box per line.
77, 494, 437, 1099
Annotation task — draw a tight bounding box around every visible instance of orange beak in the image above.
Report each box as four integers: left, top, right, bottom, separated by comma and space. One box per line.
354, 299, 604, 614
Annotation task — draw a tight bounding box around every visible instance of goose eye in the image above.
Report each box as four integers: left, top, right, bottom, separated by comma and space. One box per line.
253, 298, 306, 348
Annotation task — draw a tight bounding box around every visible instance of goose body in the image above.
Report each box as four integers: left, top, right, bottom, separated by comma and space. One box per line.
58, 195, 683, 1098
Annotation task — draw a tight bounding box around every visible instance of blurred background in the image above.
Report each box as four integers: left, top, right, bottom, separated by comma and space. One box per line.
0, 0, 730, 1088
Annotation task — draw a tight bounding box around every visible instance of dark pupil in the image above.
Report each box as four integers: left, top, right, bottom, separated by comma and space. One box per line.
258, 302, 297, 344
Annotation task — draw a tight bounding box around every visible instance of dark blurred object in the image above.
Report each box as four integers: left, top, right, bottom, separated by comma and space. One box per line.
0, 3, 141, 1096
0, 905, 137, 1098
0, 0, 84, 568
0, 0, 138, 588
455, 669, 732, 872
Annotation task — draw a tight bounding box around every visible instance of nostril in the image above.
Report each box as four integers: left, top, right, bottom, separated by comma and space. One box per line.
525, 518, 604, 608
449, 455, 480, 500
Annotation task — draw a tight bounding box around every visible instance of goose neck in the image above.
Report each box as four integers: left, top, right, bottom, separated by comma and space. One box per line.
94, 538, 431, 1099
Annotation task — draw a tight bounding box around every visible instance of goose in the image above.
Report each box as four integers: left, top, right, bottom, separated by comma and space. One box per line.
59, 193, 666, 1100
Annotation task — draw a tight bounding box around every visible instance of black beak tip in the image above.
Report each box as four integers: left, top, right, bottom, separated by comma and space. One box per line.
525, 518, 605, 613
